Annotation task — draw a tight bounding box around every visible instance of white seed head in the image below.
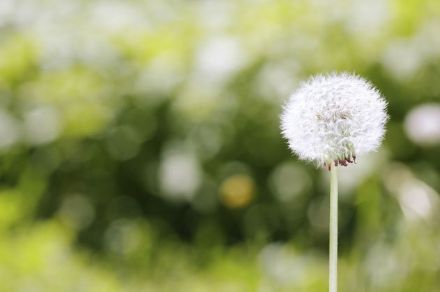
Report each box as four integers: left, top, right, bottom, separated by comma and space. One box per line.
280, 73, 388, 168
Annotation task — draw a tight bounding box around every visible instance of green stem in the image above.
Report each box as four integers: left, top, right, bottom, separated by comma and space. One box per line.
329, 162, 338, 292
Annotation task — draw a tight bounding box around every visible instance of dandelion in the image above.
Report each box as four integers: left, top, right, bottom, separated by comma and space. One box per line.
280, 73, 388, 292
281, 73, 387, 169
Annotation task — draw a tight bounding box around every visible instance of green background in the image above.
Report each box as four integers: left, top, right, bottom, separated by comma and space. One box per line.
0, 0, 439, 291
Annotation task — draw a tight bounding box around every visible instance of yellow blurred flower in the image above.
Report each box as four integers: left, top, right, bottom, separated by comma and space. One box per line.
219, 175, 255, 209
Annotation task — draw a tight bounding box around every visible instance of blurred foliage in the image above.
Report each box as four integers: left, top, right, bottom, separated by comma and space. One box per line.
0, 0, 440, 291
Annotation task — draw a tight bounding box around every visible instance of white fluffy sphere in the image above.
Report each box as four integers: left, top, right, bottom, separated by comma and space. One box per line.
281, 73, 388, 168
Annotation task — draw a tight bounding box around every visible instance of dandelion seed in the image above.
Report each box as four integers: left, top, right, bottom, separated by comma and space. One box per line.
280, 73, 388, 168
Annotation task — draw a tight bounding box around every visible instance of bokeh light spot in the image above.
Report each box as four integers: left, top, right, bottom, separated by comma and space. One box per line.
219, 174, 255, 209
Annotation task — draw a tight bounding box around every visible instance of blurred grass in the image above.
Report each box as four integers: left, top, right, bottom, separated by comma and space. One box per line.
0, 0, 440, 291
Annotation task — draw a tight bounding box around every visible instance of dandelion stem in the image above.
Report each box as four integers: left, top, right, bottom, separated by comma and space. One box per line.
329, 162, 338, 292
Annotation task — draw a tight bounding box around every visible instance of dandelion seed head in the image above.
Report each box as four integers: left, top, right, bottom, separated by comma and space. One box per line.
280, 73, 388, 167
